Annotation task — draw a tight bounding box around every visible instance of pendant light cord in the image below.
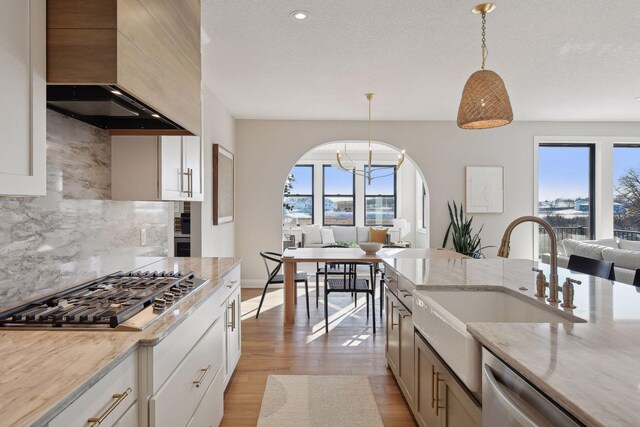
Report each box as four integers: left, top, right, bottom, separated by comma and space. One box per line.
481, 12, 488, 69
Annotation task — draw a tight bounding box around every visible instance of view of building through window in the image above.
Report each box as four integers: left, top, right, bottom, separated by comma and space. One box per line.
323, 165, 355, 225
538, 145, 593, 255
365, 165, 396, 226
613, 145, 640, 241
283, 165, 314, 225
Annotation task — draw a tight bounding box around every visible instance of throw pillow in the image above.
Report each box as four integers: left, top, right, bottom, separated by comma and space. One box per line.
602, 248, 640, 270
561, 239, 606, 260
619, 240, 640, 252
320, 228, 336, 244
369, 227, 388, 244
301, 224, 322, 245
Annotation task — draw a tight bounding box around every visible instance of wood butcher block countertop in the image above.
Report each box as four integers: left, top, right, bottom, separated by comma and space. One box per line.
0, 257, 240, 427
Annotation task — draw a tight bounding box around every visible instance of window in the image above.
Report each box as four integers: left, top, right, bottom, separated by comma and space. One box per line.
613, 145, 640, 241
422, 184, 427, 229
283, 165, 314, 225
538, 144, 595, 255
364, 165, 396, 226
323, 165, 355, 225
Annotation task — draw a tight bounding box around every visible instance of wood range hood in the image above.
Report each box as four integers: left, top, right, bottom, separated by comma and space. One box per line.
46, 0, 201, 135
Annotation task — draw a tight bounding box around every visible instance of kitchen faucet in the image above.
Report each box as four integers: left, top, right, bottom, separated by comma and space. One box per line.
497, 216, 560, 303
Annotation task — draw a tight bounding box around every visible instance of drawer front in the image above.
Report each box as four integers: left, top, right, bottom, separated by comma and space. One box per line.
150, 317, 225, 427
49, 352, 137, 427
149, 284, 225, 388
113, 401, 138, 427
186, 365, 224, 427
218, 264, 241, 303
396, 275, 414, 311
384, 266, 398, 295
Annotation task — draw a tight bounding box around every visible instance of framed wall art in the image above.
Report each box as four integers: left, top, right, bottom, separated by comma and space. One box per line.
465, 166, 504, 213
213, 144, 234, 224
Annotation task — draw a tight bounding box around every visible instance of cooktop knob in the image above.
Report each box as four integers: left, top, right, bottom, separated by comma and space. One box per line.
163, 292, 175, 302
153, 298, 166, 311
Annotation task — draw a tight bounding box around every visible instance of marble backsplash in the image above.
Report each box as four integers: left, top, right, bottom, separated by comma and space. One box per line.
0, 111, 171, 306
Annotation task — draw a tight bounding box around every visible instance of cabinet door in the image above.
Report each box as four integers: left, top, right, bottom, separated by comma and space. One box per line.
414, 333, 439, 427
182, 135, 203, 201
0, 0, 46, 196
385, 288, 400, 375
159, 136, 184, 200
438, 364, 482, 427
398, 309, 414, 409
224, 286, 241, 386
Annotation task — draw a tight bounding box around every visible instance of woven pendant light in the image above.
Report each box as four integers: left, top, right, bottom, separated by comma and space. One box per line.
457, 3, 513, 130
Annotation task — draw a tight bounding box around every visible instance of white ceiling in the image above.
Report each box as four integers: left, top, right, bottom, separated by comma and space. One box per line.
202, 1, 640, 121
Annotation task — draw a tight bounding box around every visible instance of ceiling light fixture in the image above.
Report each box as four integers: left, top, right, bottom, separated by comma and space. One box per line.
290, 10, 310, 21
336, 93, 405, 185
457, 3, 513, 130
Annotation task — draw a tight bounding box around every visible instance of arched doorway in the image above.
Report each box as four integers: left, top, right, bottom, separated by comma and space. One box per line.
281, 140, 430, 250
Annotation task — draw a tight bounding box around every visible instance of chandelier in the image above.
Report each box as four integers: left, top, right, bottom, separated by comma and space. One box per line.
457, 3, 513, 129
336, 93, 405, 184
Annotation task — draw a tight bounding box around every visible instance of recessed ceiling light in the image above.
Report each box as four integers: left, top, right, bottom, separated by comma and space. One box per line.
151, 113, 160, 118
290, 10, 310, 21
111, 90, 122, 95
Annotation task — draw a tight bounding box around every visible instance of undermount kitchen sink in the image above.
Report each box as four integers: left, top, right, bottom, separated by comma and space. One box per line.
412, 288, 586, 394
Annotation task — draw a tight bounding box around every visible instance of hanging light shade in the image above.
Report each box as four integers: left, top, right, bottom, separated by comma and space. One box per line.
457, 3, 513, 130
336, 93, 406, 184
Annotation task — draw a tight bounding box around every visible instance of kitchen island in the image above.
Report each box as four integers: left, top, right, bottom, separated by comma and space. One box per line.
383, 256, 640, 427
0, 257, 240, 427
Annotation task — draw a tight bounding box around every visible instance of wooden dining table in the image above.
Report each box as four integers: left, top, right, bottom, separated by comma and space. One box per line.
281, 247, 462, 325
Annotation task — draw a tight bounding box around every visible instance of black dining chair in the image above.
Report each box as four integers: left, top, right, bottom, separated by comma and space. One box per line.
632, 269, 640, 287
567, 254, 615, 280
257, 251, 310, 319
323, 262, 376, 334
376, 244, 405, 317
314, 245, 356, 308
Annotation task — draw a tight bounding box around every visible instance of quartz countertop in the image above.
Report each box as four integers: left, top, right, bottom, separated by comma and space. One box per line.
0, 257, 240, 427
384, 256, 640, 427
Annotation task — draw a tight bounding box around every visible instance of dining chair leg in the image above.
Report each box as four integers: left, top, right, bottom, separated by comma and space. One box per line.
324, 291, 329, 334
372, 290, 376, 334
316, 278, 319, 308
380, 278, 384, 318
305, 279, 310, 319
366, 289, 370, 318
256, 280, 270, 319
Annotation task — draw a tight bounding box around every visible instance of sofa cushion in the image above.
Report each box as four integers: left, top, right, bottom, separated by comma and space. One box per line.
301, 224, 322, 245
589, 238, 619, 249
331, 226, 357, 243
320, 228, 336, 244
370, 227, 388, 244
619, 240, 640, 251
356, 226, 370, 243
561, 239, 607, 260
602, 247, 640, 271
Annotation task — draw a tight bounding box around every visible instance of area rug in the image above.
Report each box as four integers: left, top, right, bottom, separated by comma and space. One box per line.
257, 375, 384, 427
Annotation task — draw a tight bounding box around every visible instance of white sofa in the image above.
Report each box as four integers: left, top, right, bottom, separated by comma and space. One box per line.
541, 238, 640, 284
300, 225, 391, 248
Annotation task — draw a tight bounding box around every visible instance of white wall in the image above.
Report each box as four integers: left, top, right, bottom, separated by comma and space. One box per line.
191, 87, 236, 257
236, 119, 640, 282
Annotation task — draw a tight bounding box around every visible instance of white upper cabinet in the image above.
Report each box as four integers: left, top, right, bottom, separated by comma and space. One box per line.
0, 0, 46, 196
112, 135, 203, 202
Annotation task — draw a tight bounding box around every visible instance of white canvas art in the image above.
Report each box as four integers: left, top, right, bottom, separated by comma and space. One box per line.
465, 166, 504, 213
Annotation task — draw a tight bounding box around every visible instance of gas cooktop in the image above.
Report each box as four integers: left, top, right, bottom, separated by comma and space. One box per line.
0, 271, 208, 330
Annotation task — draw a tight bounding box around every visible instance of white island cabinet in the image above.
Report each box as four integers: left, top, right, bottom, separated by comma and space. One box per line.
0, 0, 46, 196
112, 135, 203, 202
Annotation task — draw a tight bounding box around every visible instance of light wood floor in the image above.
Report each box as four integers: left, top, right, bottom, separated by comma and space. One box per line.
220, 285, 417, 426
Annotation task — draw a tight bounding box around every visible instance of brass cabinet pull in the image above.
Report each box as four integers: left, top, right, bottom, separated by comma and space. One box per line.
390, 303, 399, 329
182, 168, 193, 197
193, 365, 212, 388
398, 288, 412, 297
431, 365, 436, 408
87, 387, 132, 426
228, 299, 236, 331
435, 371, 446, 416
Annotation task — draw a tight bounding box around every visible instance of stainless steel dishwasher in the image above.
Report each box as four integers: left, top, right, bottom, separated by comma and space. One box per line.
482, 349, 584, 427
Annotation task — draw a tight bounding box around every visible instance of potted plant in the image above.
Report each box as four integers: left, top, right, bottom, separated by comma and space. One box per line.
442, 201, 490, 258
